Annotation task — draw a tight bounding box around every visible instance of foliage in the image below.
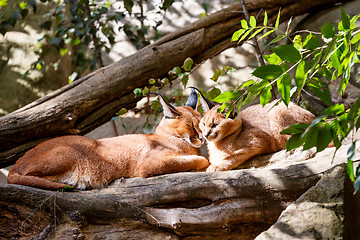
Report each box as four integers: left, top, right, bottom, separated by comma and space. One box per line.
223, 7, 360, 193
0, 0, 176, 80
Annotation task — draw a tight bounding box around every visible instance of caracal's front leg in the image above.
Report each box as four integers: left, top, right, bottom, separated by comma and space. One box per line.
206, 146, 264, 172
140, 155, 210, 177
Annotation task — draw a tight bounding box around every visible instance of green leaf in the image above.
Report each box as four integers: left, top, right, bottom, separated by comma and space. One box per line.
263, 11, 268, 26
232, 29, 246, 42
285, 17, 292, 35
319, 67, 332, 81
281, 123, 309, 135
223, 66, 236, 75
269, 35, 285, 45
351, 32, 360, 44
340, 6, 350, 30
260, 85, 272, 107
68, 72, 78, 84
181, 73, 189, 88
347, 97, 360, 120
286, 133, 305, 151
347, 158, 355, 182
293, 35, 302, 50
258, 29, 276, 40
330, 52, 341, 69
0, 0, 7, 7
316, 124, 333, 152
303, 126, 319, 150
338, 76, 349, 97
124, 0, 134, 14
348, 141, 356, 160
355, 173, 360, 193
217, 102, 231, 113
117, 108, 128, 116
252, 64, 284, 80
249, 15, 256, 28
208, 87, 222, 100
320, 22, 335, 39
307, 78, 332, 106
211, 69, 220, 82
275, 8, 281, 28
183, 57, 193, 72
142, 86, 149, 95
295, 60, 308, 91
277, 73, 291, 106
169, 66, 181, 76
239, 28, 253, 42
241, 19, 248, 29
324, 104, 345, 116
148, 78, 156, 84
160, 77, 169, 86
303, 34, 319, 50
248, 27, 265, 40
272, 45, 301, 63
239, 79, 255, 89
212, 91, 242, 103
133, 88, 142, 97
60, 48, 68, 56
244, 80, 269, 104
264, 53, 282, 65
226, 105, 235, 119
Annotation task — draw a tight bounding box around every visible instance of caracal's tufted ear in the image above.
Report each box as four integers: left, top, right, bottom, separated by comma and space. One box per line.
155, 93, 180, 119
189, 87, 216, 112
185, 88, 198, 110
222, 104, 238, 119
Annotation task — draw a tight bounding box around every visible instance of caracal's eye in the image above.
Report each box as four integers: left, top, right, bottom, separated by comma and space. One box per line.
211, 123, 218, 128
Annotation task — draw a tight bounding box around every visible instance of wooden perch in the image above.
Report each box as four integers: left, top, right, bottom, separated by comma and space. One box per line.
1, 142, 351, 239
0, 0, 345, 168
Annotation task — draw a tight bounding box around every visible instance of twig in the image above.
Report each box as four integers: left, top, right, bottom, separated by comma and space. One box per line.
240, 0, 265, 66
240, 0, 276, 100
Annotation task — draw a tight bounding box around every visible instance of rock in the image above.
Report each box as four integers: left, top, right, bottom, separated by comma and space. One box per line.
255, 164, 360, 240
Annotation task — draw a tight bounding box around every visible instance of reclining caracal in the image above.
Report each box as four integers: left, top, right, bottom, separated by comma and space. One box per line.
7, 90, 209, 190
193, 89, 315, 172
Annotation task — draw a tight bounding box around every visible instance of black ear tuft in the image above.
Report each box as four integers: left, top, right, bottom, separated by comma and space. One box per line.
188, 87, 216, 112
185, 88, 198, 110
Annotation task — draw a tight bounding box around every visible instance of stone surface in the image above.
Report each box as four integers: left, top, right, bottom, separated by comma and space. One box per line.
255, 164, 348, 240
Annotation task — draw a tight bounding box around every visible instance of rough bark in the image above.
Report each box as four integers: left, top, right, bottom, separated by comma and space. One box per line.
1, 133, 355, 239
0, 142, 353, 239
0, 159, 323, 239
0, 0, 349, 168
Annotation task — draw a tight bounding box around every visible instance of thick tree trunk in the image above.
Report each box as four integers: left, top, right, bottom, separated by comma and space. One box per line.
0, 144, 352, 239
0, 0, 348, 168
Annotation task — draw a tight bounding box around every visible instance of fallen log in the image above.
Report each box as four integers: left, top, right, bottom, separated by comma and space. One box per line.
0, 0, 348, 168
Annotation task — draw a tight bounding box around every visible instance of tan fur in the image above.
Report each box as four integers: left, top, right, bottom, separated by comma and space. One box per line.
200, 100, 315, 172
8, 105, 209, 190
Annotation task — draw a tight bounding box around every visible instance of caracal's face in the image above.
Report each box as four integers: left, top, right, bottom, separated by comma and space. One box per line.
199, 106, 239, 142
164, 106, 205, 148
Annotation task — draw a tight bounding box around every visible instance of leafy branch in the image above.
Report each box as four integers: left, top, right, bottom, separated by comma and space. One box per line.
210, 7, 360, 193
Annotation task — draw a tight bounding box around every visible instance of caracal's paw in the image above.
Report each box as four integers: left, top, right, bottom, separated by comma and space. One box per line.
206, 164, 220, 172
196, 157, 210, 169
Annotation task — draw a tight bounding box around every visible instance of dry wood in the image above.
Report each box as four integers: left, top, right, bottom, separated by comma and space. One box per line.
0, 157, 325, 239
0, 0, 346, 168
0, 136, 352, 239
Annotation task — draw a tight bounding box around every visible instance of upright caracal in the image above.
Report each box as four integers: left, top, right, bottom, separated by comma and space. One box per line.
192, 88, 315, 172
7, 90, 209, 190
